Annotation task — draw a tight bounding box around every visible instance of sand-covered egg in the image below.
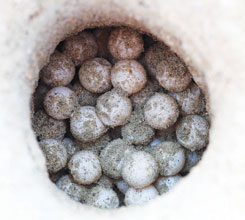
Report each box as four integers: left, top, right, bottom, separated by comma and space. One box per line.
122, 151, 159, 188
39, 139, 68, 173
41, 51, 75, 87
154, 175, 182, 195
32, 110, 67, 140
96, 89, 132, 127
124, 186, 159, 206
176, 115, 209, 151
86, 186, 119, 209
68, 151, 102, 185
150, 141, 185, 176
79, 58, 112, 93
63, 31, 98, 65
44, 87, 77, 120
169, 82, 205, 115
100, 139, 135, 179
108, 27, 144, 60
56, 175, 88, 202
144, 93, 179, 129
155, 51, 191, 92
70, 106, 107, 142
111, 60, 147, 95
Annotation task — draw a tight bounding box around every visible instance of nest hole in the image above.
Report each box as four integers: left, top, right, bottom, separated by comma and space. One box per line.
30, 25, 210, 209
